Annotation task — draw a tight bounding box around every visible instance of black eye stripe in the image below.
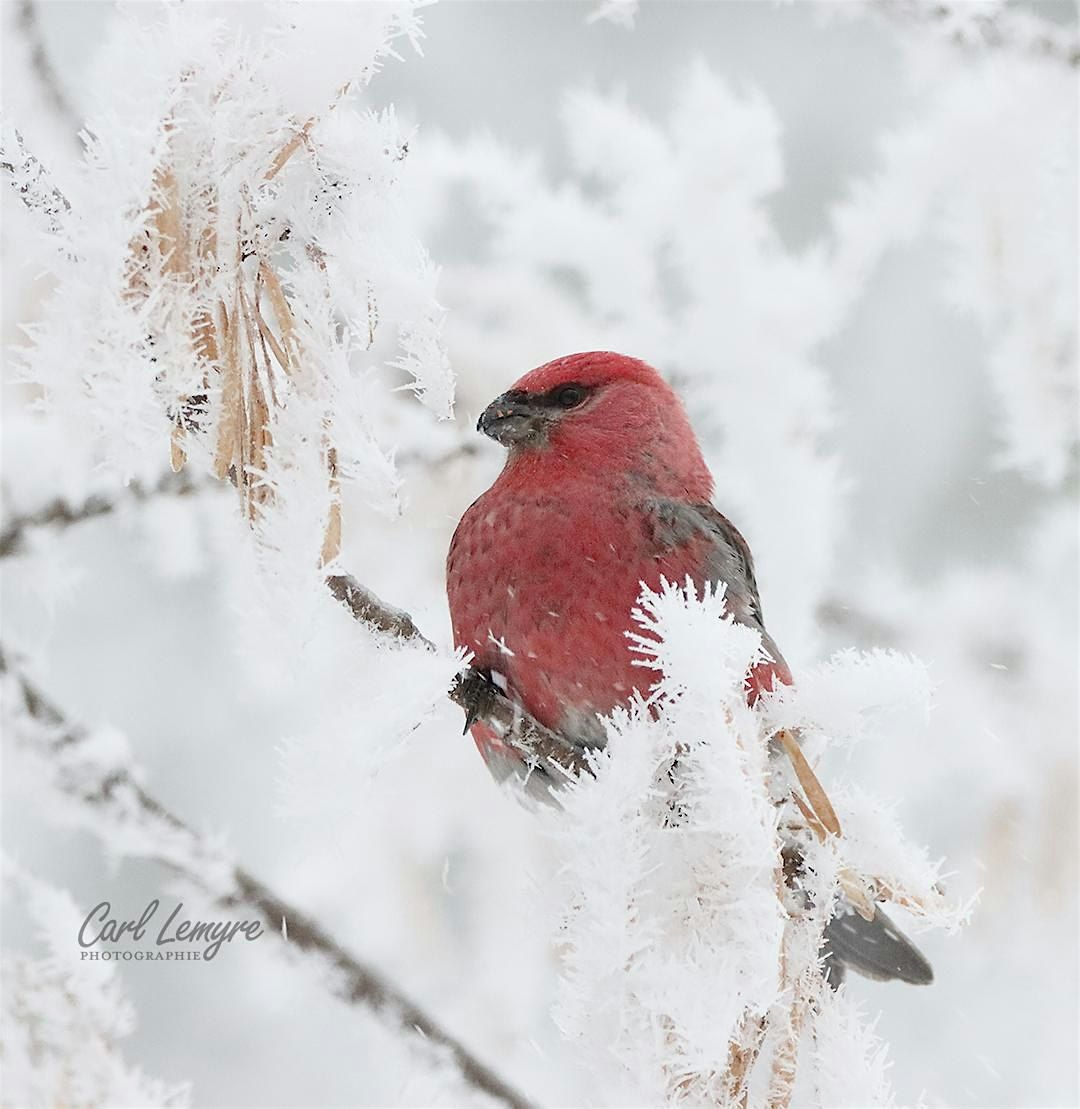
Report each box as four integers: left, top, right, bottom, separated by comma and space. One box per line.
498, 383, 591, 411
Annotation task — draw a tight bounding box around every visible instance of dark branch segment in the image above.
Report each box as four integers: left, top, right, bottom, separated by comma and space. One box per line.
326, 574, 434, 646
225, 870, 534, 1104
326, 573, 593, 782
2, 483, 592, 785
0, 646, 534, 1109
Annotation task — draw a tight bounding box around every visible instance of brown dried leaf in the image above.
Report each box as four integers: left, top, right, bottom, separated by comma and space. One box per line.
254, 303, 290, 373
151, 165, 187, 277
875, 877, 942, 918
790, 791, 828, 843
264, 117, 316, 182
169, 424, 186, 473
213, 286, 243, 480
322, 499, 342, 566
258, 260, 298, 365
263, 82, 352, 182
321, 445, 342, 566
776, 730, 841, 838
724, 1012, 767, 1108
838, 869, 878, 922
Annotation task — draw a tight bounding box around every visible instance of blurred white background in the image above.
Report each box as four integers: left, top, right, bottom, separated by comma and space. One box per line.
2, 2, 1077, 1106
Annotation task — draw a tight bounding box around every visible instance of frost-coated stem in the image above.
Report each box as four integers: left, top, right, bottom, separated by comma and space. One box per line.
0, 124, 72, 239
0, 646, 535, 1109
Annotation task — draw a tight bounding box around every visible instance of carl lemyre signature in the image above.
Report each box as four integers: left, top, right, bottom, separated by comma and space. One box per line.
79, 900, 263, 961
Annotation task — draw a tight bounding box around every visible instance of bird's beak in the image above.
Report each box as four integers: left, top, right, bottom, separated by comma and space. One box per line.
477, 392, 547, 448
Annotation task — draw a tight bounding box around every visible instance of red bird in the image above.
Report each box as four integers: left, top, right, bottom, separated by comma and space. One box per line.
447, 351, 932, 986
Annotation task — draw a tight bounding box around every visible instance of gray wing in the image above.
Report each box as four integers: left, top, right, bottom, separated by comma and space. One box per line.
647, 499, 933, 988
823, 907, 934, 987
644, 498, 789, 676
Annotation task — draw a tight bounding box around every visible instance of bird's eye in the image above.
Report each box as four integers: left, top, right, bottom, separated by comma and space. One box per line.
553, 384, 587, 409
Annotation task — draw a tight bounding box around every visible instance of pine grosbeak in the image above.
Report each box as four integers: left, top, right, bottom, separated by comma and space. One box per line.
447, 351, 931, 986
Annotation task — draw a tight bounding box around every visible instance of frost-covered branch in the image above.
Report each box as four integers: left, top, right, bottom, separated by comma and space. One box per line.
0, 647, 534, 1109
0, 469, 949, 820
0, 477, 588, 783
0, 470, 207, 559
875, 0, 1080, 68
0, 123, 71, 239
6, 2, 453, 561
329, 574, 593, 781
539, 581, 966, 1105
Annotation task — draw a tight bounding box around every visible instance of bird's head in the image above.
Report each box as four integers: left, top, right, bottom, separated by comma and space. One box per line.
476, 351, 712, 495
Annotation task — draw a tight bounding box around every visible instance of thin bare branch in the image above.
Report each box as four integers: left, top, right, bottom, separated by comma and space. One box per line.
0, 646, 535, 1109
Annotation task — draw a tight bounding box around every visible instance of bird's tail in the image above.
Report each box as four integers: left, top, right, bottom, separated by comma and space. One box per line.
822, 906, 933, 987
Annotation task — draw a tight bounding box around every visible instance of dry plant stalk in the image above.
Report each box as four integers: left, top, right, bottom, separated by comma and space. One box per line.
721, 728, 841, 1107
127, 94, 346, 563
673, 721, 943, 1106
654, 725, 845, 1107
758, 810, 831, 1109
723, 1012, 767, 1108
764, 949, 818, 1109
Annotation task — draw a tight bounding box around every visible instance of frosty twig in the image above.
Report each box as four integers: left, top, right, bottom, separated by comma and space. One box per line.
0, 646, 535, 1109
0, 478, 589, 785
0, 124, 71, 239
0, 470, 206, 559
327, 573, 593, 780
